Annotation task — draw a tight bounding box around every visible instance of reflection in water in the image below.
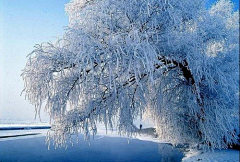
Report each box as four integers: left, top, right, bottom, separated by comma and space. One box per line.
158, 144, 183, 162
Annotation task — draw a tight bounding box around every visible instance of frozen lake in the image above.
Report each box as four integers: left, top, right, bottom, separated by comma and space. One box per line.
0, 129, 184, 162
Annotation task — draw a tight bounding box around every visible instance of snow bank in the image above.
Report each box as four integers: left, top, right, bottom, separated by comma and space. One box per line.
182, 149, 239, 162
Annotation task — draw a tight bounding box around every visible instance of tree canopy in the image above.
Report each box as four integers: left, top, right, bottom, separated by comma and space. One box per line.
22, 0, 239, 149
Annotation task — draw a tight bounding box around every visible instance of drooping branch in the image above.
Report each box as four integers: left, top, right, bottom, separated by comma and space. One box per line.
64, 55, 197, 124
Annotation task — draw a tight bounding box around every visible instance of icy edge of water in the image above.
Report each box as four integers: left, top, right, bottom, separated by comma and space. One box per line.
182, 149, 240, 162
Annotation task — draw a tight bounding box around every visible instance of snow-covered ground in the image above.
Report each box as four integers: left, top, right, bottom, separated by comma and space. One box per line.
182, 149, 239, 162
135, 128, 239, 162
134, 129, 239, 162
0, 123, 239, 162
0, 119, 49, 124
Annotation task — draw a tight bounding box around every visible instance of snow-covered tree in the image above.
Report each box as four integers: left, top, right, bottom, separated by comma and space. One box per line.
22, 0, 239, 149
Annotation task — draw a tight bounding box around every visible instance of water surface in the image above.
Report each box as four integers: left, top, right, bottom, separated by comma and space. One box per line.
0, 132, 183, 162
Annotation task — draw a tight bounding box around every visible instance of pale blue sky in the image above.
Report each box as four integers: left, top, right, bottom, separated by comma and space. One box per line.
0, 0, 69, 121
0, 0, 239, 122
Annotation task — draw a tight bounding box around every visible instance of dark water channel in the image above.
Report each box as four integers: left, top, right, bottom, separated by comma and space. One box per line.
0, 134, 184, 162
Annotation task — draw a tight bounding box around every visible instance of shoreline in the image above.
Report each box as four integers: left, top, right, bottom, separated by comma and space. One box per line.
0, 133, 41, 138
0, 126, 51, 130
